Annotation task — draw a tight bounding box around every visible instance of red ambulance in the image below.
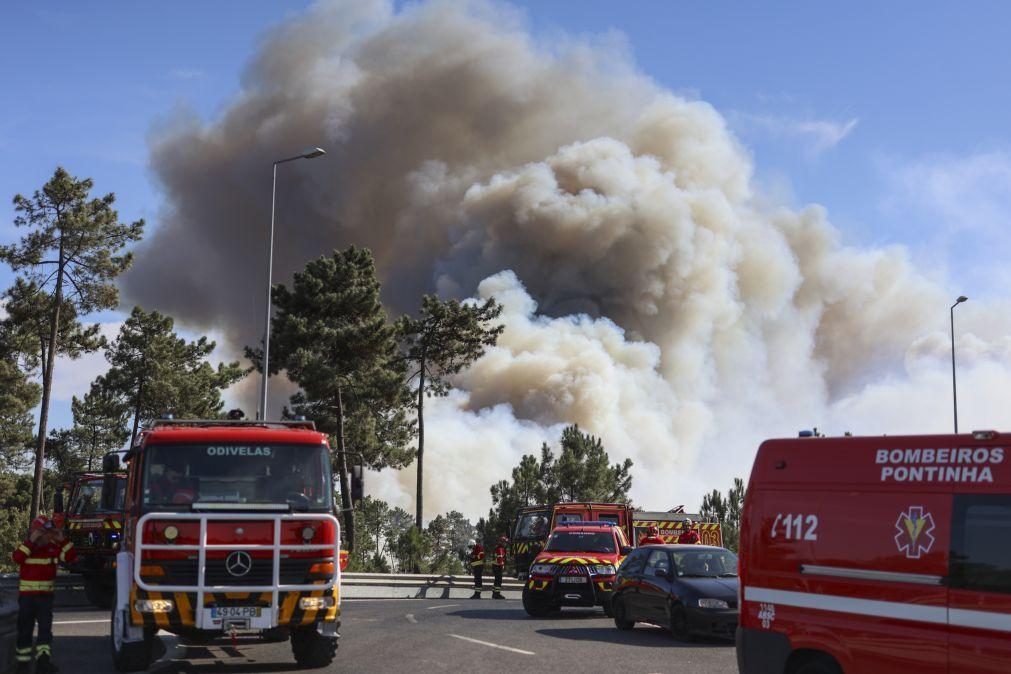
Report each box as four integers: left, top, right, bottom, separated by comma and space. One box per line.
737, 430, 1010, 674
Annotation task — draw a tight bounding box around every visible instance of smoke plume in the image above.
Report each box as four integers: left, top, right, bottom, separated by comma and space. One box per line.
127, 0, 1011, 519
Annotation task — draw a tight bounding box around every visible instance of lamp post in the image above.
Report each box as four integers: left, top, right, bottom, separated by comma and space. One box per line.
950, 295, 968, 433
259, 147, 326, 420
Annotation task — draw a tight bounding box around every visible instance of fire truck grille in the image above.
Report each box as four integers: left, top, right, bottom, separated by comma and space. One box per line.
144, 557, 330, 587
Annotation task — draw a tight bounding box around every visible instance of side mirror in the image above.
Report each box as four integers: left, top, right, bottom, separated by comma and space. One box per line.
102, 453, 121, 473
620, 545, 633, 556
350, 465, 364, 504
100, 474, 119, 511
53, 488, 64, 515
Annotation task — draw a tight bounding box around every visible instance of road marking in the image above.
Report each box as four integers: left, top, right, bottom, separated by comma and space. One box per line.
53, 619, 108, 625
406, 613, 418, 624
448, 634, 535, 655
426, 604, 459, 610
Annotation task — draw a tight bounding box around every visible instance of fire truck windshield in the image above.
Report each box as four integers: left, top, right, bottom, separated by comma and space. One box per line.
72, 478, 125, 514
544, 530, 616, 553
515, 512, 549, 539
141, 443, 333, 511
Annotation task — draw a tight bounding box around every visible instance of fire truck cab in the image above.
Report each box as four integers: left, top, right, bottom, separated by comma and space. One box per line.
54, 471, 126, 608
738, 430, 1011, 674
104, 418, 341, 672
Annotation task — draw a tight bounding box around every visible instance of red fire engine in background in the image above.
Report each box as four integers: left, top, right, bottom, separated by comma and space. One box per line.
738, 430, 1011, 674
54, 472, 127, 608
103, 418, 343, 672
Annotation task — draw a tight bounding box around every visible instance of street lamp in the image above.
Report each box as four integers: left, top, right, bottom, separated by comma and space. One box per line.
950, 295, 968, 433
259, 147, 326, 420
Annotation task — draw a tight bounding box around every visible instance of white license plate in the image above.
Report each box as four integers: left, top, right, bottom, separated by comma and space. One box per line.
211, 606, 261, 619
559, 576, 586, 584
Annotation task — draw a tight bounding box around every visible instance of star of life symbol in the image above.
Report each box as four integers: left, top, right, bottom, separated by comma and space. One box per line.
894, 506, 936, 559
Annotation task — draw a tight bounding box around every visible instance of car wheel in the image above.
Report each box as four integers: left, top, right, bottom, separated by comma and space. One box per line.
612, 597, 634, 631
521, 589, 552, 617
669, 603, 692, 641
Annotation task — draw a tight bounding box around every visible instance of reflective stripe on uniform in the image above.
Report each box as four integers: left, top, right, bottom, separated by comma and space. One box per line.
19, 580, 55, 592
59, 542, 73, 562
36, 644, 51, 656
17, 544, 31, 556
24, 557, 55, 565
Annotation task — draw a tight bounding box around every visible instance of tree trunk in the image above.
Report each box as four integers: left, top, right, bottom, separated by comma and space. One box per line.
130, 378, 144, 448
335, 386, 355, 551
414, 348, 426, 531
30, 247, 65, 520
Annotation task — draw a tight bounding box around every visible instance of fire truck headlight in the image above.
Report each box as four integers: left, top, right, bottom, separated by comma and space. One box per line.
530, 563, 555, 575
135, 599, 174, 613
591, 564, 616, 576
697, 598, 729, 610
299, 596, 335, 610
163, 525, 179, 542
301, 526, 316, 542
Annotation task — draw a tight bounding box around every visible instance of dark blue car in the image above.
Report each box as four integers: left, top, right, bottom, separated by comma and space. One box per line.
610, 544, 738, 640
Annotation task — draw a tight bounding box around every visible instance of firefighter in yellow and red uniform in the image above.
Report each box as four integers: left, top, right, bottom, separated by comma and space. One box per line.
12, 514, 76, 674
469, 539, 485, 599
491, 535, 508, 599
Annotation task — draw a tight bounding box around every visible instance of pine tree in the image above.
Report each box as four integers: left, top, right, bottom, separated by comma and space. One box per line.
69, 376, 130, 470
0, 355, 40, 471
253, 247, 412, 550
104, 307, 246, 444
397, 295, 504, 529
0, 168, 143, 517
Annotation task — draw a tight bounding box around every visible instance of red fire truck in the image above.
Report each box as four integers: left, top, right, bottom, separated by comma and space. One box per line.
738, 430, 1011, 674
102, 418, 342, 671
54, 471, 127, 607
511, 503, 720, 576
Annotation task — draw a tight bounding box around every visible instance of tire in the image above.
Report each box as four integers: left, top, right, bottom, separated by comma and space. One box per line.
85, 575, 112, 609
110, 598, 153, 672
612, 596, 634, 631
791, 654, 843, 674
290, 627, 337, 669
261, 626, 290, 643
521, 589, 552, 617
669, 603, 692, 641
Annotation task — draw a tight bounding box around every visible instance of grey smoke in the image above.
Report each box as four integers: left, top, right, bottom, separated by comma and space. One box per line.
126, 0, 1011, 517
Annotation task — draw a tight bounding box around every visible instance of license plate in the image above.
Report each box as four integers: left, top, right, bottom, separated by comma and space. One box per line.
559, 576, 586, 584
211, 606, 261, 618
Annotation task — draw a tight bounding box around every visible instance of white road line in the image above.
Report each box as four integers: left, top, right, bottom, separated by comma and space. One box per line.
53, 619, 108, 625
448, 634, 535, 655
426, 604, 459, 610
406, 613, 418, 624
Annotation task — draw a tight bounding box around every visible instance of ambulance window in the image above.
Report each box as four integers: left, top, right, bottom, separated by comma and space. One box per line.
950, 494, 1011, 595
598, 514, 619, 524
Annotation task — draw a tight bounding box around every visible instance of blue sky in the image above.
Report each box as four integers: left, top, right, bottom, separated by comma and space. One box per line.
3, 1, 1010, 430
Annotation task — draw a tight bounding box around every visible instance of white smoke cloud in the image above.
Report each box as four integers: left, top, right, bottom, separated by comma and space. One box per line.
125, 0, 1011, 523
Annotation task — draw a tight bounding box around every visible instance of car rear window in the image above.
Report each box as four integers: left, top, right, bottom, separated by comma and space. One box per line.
545, 531, 615, 553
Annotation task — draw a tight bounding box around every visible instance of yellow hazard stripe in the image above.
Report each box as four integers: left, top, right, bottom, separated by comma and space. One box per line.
19, 580, 54, 591
24, 557, 55, 565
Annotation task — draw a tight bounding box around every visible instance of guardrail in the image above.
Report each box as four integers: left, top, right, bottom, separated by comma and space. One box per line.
0, 572, 526, 601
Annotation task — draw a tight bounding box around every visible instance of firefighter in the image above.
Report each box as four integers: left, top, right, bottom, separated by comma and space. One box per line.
491, 535, 508, 599
12, 514, 77, 674
678, 518, 701, 544
469, 539, 485, 599
639, 525, 665, 546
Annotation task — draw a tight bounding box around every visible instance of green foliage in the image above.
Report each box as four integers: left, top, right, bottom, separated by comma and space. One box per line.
0, 356, 40, 471
397, 294, 504, 528
484, 425, 633, 548
255, 247, 414, 549
0, 473, 35, 572
69, 375, 130, 470
104, 306, 246, 444
0, 167, 143, 517
700, 477, 746, 552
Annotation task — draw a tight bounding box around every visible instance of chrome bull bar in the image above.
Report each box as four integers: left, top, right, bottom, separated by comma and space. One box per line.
135, 512, 341, 629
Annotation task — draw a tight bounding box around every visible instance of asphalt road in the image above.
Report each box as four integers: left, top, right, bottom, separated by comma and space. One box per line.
44, 599, 736, 674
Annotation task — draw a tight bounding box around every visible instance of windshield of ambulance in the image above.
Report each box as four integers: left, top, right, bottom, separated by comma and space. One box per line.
671, 549, 738, 578
544, 530, 616, 553
142, 443, 332, 512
